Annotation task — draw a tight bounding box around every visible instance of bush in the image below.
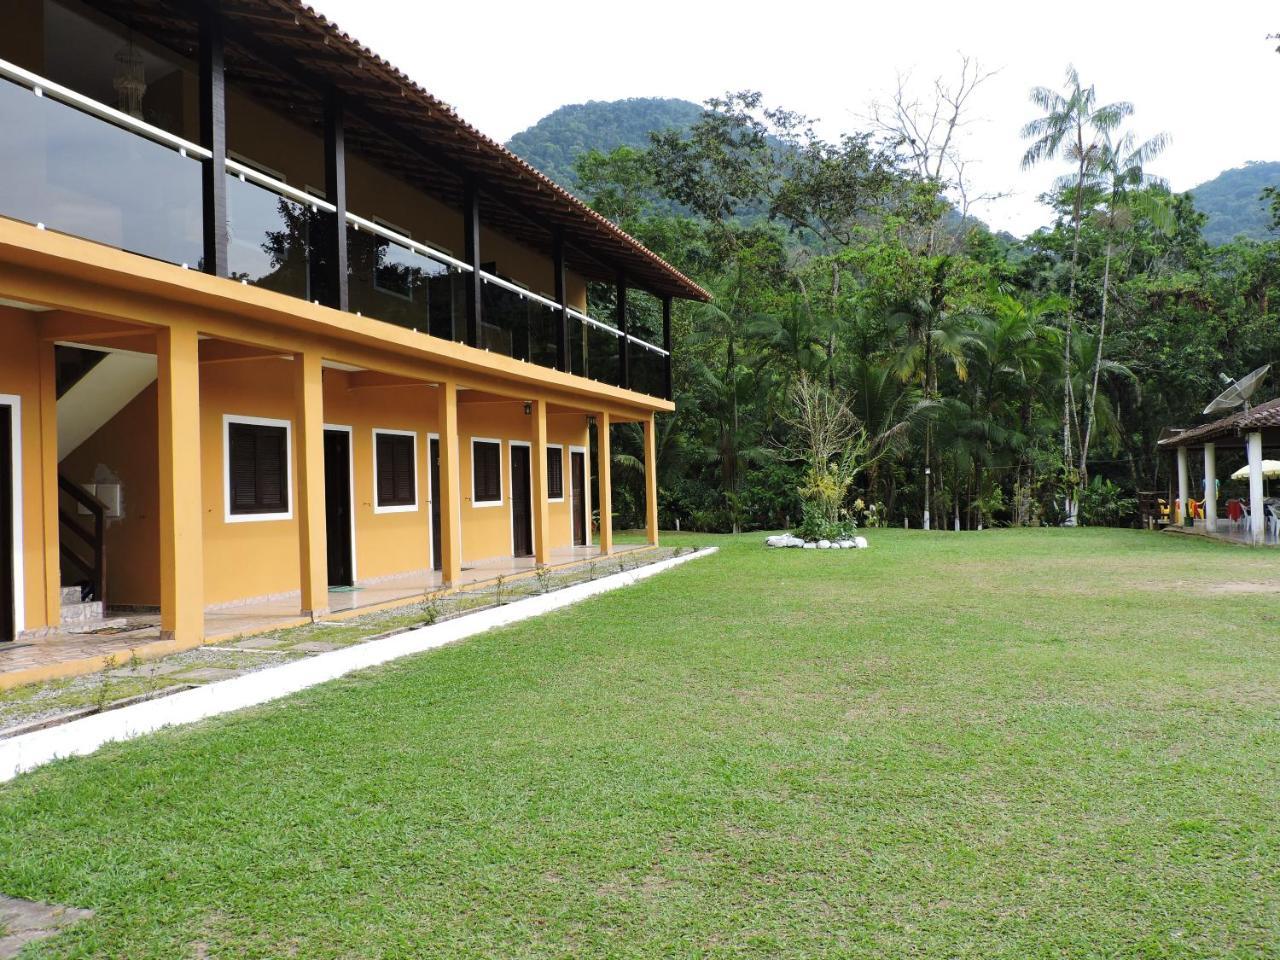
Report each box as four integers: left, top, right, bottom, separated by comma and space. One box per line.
1079, 476, 1137, 527
794, 500, 858, 542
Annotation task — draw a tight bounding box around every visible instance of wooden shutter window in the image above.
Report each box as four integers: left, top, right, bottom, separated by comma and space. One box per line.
546, 447, 564, 500
375, 433, 416, 508
228, 421, 289, 516
473, 441, 501, 502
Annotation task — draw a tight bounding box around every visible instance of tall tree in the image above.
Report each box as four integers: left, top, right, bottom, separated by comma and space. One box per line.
1021, 66, 1131, 523
1079, 128, 1172, 479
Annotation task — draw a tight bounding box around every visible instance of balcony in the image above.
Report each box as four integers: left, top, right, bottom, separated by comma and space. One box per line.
0, 56, 672, 400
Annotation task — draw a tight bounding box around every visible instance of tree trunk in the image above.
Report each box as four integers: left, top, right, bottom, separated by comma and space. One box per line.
1080, 237, 1114, 482
1060, 152, 1087, 526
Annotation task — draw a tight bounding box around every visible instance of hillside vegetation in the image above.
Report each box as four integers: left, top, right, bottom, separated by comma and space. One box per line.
1186, 161, 1280, 245
506, 97, 702, 192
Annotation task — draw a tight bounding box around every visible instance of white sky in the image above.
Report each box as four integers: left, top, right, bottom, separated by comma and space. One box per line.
311, 0, 1278, 236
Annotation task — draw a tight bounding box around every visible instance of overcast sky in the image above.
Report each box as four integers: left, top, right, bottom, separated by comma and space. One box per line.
311, 0, 1278, 236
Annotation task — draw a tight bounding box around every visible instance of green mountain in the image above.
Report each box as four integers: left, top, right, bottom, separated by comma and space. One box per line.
506, 97, 703, 193
1185, 161, 1280, 245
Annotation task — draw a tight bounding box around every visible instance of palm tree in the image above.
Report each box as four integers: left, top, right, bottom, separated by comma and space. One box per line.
886, 257, 975, 529
1021, 66, 1131, 523
1078, 128, 1172, 479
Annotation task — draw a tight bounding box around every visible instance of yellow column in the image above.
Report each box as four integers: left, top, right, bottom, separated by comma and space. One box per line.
294, 351, 328, 618
156, 326, 204, 642
437, 380, 463, 585
36, 340, 60, 628
643, 413, 659, 546
531, 399, 551, 565
597, 411, 612, 555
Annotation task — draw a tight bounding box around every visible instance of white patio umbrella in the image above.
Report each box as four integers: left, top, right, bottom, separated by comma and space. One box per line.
1230, 461, 1280, 481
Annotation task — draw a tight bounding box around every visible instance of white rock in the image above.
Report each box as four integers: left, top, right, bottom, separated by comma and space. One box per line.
854, 536, 869, 549
835, 539, 853, 549
802, 541, 817, 549
817, 539, 831, 549
785, 536, 805, 547
765, 535, 787, 547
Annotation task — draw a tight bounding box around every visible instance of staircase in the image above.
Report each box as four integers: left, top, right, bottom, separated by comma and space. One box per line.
58, 585, 127, 633
56, 346, 157, 458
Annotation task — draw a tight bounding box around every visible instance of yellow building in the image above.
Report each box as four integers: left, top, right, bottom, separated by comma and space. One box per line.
0, 0, 707, 658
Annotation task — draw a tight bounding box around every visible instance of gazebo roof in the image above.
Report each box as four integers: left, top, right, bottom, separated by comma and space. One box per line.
1159, 396, 1280, 449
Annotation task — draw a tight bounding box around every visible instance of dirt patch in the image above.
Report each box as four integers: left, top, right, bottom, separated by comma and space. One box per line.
1201, 581, 1280, 595
0, 895, 93, 958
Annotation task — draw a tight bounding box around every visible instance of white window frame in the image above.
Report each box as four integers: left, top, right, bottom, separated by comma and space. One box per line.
372, 428, 419, 515
0, 395, 25, 634
470, 437, 504, 508
568, 444, 591, 548
223, 414, 293, 524
324, 423, 357, 583
546, 443, 565, 503
508, 439, 533, 557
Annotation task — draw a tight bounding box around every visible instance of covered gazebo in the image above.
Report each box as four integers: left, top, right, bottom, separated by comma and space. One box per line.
1158, 397, 1280, 545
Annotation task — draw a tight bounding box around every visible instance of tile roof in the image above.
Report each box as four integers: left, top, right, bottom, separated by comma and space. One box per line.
1159, 396, 1280, 447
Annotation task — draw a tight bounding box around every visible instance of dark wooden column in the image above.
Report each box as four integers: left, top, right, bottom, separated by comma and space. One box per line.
198, 8, 227, 277
553, 230, 570, 372
616, 270, 629, 390
322, 88, 348, 311
662, 295, 673, 400
463, 181, 482, 348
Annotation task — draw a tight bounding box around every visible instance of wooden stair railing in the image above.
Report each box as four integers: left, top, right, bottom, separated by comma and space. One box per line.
57, 476, 107, 605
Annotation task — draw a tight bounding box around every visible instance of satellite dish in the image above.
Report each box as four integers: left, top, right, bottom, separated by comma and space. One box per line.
1203, 364, 1271, 415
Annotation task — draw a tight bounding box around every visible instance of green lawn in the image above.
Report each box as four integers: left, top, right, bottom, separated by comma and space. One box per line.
1, 529, 1278, 958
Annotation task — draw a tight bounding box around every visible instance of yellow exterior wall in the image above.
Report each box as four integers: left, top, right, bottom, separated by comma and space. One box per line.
50, 358, 594, 612
198, 358, 300, 605
457, 400, 588, 564
0, 308, 57, 629
323, 373, 439, 582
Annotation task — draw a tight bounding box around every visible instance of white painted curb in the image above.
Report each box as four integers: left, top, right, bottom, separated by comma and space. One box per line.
1, 547, 718, 783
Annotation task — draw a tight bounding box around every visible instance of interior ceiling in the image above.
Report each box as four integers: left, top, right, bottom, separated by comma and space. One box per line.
78, 0, 706, 300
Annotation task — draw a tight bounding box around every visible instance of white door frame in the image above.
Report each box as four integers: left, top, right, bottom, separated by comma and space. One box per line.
568, 443, 590, 549
508, 439, 533, 558
427, 432, 441, 572
323, 423, 357, 585
0, 395, 23, 635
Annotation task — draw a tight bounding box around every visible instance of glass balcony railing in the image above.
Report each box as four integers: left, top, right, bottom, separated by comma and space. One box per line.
0, 69, 203, 269
0, 57, 672, 401
577, 311, 622, 387
629, 337, 670, 399
479, 272, 560, 370
226, 164, 319, 300
348, 215, 467, 342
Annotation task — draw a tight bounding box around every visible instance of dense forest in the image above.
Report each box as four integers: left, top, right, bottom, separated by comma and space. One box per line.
506, 98, 705, 192
518, 65, 1280, 535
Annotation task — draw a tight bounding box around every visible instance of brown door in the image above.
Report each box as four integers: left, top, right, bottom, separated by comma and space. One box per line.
323, 429, 353, 587
571, 450, 587, 546
429, 437, 442, 571
510, 444, 533, 557
0, 406, 11, 641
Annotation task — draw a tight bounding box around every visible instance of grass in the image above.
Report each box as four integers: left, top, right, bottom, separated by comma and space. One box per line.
0, 547, 676, 732
0, 528, 1277, 958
